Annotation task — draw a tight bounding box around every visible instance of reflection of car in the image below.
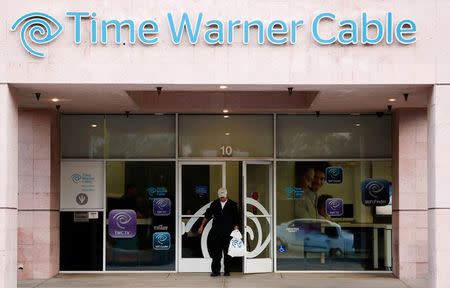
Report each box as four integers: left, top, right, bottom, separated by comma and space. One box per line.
277, 219, 354, 256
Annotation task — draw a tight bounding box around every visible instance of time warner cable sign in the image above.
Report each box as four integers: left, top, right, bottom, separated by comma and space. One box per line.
10, 11, 417, 57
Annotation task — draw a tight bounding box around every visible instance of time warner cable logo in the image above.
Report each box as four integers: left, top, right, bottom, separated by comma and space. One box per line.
71, 173, 82, 183
10, 12, 64, 58
11, 11, 418, 58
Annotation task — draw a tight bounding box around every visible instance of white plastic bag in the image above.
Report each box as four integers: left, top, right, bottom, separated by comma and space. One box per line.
228, 230, 245, 257
230, 229, 243, 239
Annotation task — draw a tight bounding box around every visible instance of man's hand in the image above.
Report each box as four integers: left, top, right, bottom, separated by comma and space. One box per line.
198, 217, 209, 234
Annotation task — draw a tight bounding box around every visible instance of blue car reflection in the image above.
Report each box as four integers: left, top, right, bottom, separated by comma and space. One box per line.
277, 219, 354, 256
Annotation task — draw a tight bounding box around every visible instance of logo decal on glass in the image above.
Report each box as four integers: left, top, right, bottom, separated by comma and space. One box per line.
75, 193, 88, 205
153, 225, 169, 231
146, 186, 167, 199
153, 198, 171, 216
195, 185, 208, 198
284, 187, 303, 200
362, 179, 390, 206
286, 227, 300, 233
153, 232, 171, 250
326, 167, 343, 184
278, 245, 287, 253
326, 198, 344, 217
108, 209, 137, 238
10, 12, 64, 58
71, 173, 82, 183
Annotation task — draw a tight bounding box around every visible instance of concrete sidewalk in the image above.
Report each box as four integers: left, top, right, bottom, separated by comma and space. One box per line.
18, 273, 427, 288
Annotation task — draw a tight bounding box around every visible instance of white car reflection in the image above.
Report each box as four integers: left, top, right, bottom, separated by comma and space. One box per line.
277, 219, 354, 256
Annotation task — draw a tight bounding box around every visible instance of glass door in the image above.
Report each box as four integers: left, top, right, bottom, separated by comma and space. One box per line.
178, 162, 226, 272
243, 161, 273, 273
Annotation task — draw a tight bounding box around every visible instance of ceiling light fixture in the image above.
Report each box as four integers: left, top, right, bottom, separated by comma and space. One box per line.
51, 98, 59, 102
91, 124, 98, 128
223, 109, 229, 113
224, 115, 230, 118
225, 132, 230, 136
219, 85, 228, 89
388, 98, 396, 102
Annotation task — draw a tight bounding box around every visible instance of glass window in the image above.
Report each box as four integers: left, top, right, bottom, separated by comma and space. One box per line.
245, 164, 271, 259
61, 115, 105, 158
105, 161, 176, 271
276, 160, 392, 271
181, 164, 224, 259
105, 115, 175, 159
276, 115, 392, 159
178, 115, 273, 157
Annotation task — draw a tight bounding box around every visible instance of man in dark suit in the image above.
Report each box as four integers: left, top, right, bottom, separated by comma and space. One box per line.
198, 187, 240, 277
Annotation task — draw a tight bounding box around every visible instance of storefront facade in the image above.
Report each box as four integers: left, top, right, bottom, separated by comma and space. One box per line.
1, 0, 449, 287
56, 113, 393, 274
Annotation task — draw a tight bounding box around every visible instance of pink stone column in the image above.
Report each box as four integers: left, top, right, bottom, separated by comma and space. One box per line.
17, 109, 60, 280
392, 108, 428, 280
428, 85, 450, 288
0, 85, 18, 288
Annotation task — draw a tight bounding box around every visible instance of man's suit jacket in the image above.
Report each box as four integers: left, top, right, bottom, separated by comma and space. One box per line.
205, 199, 240, 237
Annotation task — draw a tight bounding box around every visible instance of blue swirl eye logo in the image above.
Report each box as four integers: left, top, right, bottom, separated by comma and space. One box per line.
11, 12, 64, 58
361, 179, 389, 206
153, 232, 171, 250
230, 238, 244, 249
326, 167, 343, 184
71, 173, 82, 183
155, 233, 168, 244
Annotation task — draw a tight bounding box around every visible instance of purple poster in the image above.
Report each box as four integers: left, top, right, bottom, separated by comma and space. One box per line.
153, 198, 171, 216
108, 209, 137, 238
